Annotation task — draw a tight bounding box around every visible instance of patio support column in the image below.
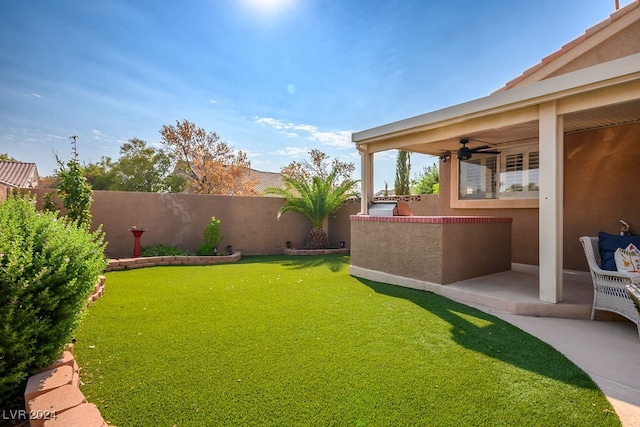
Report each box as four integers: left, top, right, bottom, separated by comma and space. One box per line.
360, 148, 374, 215
538, 101, 564, 303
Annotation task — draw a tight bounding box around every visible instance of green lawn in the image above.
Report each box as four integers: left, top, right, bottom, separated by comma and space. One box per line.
75, 255, 619, 426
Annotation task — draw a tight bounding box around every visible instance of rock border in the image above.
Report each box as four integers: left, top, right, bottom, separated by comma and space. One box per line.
105, 252, 242, 271
282, 248, 349, 255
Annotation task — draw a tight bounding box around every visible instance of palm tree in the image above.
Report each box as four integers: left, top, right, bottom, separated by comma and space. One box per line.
265, 169, 359, 249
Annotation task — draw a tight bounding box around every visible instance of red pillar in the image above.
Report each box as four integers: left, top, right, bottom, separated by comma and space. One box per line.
129, 228, 146, 258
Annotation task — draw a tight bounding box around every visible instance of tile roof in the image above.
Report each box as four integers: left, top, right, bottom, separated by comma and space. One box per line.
249, 168, 284, 196
0, 161, 39, 188
496, 0, 640, 92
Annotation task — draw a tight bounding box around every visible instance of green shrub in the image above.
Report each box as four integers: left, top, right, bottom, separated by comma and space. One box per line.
0, 194, 106, 405
56, 136, 94, 228
196, 216, 224, 255
140, 244, 193, 257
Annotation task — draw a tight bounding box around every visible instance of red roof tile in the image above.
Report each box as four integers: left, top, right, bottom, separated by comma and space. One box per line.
0, 161, 39, 188
497, 0, 640, 92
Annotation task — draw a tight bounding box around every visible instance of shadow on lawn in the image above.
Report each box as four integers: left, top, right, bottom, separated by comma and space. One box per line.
358, 278, 600, 390
239, 254, 350, 272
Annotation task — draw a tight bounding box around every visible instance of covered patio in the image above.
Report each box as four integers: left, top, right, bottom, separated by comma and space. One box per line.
350, 3, 640, 311
424, 264, 594, 319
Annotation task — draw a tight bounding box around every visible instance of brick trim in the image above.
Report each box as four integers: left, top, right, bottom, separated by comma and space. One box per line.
350, 215, 512, 224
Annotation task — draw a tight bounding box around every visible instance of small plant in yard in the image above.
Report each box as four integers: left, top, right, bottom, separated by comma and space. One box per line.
0, 193, 106, 405
141, 244, 193, 257
55, 135, 94, 228
196, 216, 225, 255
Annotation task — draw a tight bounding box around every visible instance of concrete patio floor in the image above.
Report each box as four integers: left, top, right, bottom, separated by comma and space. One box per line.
438, 264, 640, 427
436, 263, 595, 319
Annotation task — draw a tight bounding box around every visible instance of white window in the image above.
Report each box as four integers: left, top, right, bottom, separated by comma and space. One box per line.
458, 145, 539, 201
458, 154, 497, 200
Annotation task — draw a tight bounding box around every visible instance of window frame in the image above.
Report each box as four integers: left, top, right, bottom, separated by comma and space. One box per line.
451, 143, 540, 209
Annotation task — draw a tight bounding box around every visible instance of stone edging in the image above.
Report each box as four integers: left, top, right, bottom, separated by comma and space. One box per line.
282, 248, 349, 255
23, 276, 109, 427
105, 252, 242, 271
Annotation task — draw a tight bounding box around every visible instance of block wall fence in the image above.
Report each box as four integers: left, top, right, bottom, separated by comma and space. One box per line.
18, 190, 372, 259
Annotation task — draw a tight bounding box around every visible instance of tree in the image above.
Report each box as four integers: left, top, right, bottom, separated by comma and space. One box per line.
83, 157, 117, 190
159, 119, 257, 195
112, 138, 184, 192
265, 150, 359, 249
413, 163, 439, 194
0, 153, 17, 161
394, 150, 411, 195
280, 148, 355, 185
55, 136, 93, 227
82, 139, 186, 192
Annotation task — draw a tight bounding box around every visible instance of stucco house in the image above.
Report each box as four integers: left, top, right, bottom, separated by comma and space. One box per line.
350, 2, 640, 305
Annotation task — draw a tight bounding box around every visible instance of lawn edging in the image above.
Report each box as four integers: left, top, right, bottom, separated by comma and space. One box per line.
105, 252, 242, 271
23, 276, 110, 427
282, 248, 349, 255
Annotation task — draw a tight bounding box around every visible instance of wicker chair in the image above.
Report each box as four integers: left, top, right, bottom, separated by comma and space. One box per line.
579, 236, 639, 325
625, 284, 640, 339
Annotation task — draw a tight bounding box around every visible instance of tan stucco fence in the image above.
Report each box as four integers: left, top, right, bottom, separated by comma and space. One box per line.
14, 190, 360, 259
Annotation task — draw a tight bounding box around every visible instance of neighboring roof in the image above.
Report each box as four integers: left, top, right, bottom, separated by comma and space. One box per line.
496, 1, 640, 91
0, 161, 39, 188
248, 168, 284, 196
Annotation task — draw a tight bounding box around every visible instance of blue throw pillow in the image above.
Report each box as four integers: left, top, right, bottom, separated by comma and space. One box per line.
597, 232, 640, 271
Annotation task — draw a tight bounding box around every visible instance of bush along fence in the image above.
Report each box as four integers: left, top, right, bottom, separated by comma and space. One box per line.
0, 194, 106, 410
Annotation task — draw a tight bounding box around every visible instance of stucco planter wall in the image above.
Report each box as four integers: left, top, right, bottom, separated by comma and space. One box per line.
350, 216, 512, 285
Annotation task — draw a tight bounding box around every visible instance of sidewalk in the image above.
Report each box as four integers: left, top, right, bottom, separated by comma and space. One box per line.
477, 306, 640, 427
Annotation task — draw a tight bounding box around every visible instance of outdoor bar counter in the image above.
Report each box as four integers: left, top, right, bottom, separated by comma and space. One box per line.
349, 215, 512, 285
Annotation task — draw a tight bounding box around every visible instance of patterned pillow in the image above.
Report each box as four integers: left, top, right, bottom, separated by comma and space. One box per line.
597, 232, 640, 271
614, 243, 640, 272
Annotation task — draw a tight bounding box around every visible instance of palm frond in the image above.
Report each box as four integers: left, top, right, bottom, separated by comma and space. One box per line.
264, 169, 359, 229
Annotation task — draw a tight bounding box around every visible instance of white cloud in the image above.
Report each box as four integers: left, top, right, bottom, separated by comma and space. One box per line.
91, 129, 107, 140
255, 117, 285, 129
274, 146, 309, 157
308, 130, 352, 149
31, 93, 41, 98
255, 116, 354, 150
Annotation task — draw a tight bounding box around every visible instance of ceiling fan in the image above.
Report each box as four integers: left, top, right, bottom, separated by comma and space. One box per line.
440, 138, 500, 162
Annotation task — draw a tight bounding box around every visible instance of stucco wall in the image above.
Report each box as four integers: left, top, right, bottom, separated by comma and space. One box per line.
328, 199, 360, 249
564, 122, 640, 270
25, 189, 360, 259
351, 220, 444, 283
350, 216, 511, 284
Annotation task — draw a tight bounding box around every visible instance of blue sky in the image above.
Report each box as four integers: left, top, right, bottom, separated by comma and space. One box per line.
0, 0, 631, 191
